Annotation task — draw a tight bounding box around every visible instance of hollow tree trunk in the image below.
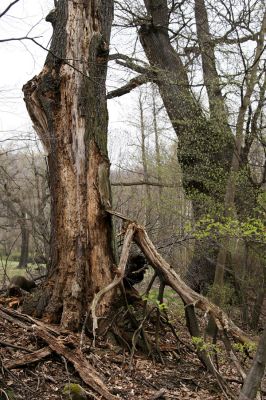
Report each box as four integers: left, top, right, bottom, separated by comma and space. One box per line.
23, 0, 115, 330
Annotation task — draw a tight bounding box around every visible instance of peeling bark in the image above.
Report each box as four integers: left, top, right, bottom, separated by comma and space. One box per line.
23, 0, 115, 330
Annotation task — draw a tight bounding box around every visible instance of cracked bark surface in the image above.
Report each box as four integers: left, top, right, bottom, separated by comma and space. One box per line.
23, 0, 115, 330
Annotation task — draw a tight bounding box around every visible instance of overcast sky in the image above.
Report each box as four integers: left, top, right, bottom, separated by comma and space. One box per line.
0, 1, 54, 134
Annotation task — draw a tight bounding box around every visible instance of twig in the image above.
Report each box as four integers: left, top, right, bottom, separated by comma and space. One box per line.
129, 307, 156, 369
0, 0, 20, 18
90, 223, 135, 345
0, 388, 10, 400
6, 347, 52, 369
0, 340, 32, 353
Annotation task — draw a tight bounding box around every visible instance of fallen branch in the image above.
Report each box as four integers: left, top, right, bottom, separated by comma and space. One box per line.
104, 211, 253, 345
33, 325, 116, 400
0, 306, 115, 400
6, 347, 52, 369
0, 339, 32, 353
133, 223, 252, 345
90, 223, 136, 343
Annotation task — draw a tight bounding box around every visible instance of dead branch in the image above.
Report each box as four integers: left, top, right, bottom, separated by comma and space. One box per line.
0, 306, 115, 400
0, 340, 32, 353
222, 333, 246, 380
0, 0, 20, 18
33, 326, 116, 400
107, 74, 150, 99
6, 347, 52, 369
111, 180, 175, 187
106, 211, 252, 345
133, 223, 252, 345
90, 223, 136, 343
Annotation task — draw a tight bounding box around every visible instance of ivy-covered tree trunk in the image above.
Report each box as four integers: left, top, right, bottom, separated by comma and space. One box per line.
139, 0, 233, 291
23, 0, 115, 331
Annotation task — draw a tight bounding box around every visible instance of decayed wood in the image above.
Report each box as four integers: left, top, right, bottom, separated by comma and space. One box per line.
6, 347, 52, 369
34, 326, 116, 400
0, 305, 60, 335
22, 0, 116, 330
0, 308, 29, 329
91, 223, 136, 341
105, 212, 252, 346
0, 306, 114, 399
133, 224, 252, 345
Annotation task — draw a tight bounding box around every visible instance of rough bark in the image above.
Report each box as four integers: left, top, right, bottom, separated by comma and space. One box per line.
194, 0, 228, 124
194, 0, 232, 297
138, 0, 233, 291
23, 0, 115, 330
214, 9, 266, 295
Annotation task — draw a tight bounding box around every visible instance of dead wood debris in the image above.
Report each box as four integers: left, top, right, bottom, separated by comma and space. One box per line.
0, 305, 115, 400
5, 347, 52, 369
0, 211, 264, 399
0, 306, 228, 400
88, 211, 262, 399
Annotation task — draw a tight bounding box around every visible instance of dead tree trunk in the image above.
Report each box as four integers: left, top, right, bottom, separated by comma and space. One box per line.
23, 0, 115, 330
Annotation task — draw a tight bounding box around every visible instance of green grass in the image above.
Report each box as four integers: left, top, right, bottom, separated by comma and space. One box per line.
0, 259, 45, 282
0, 260, 27, 280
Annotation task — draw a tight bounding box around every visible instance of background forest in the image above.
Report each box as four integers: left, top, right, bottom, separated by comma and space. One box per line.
0, 1, 266, 399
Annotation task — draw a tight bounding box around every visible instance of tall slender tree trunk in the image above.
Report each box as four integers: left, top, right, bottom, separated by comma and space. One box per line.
213, 10, 266, 297
239, 324, 266, 400
17, 212, 29, 269
151, 85, 163, 235
139, 94, 152, 225
23, 0, 115, 331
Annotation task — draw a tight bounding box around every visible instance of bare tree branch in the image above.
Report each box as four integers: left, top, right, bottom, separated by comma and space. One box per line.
107, 74, 151, 99
111, 180, 175, 187
0, 0, 20, 19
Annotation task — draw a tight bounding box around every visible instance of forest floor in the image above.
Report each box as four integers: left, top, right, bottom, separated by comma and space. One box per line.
0, 292, 259, 400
